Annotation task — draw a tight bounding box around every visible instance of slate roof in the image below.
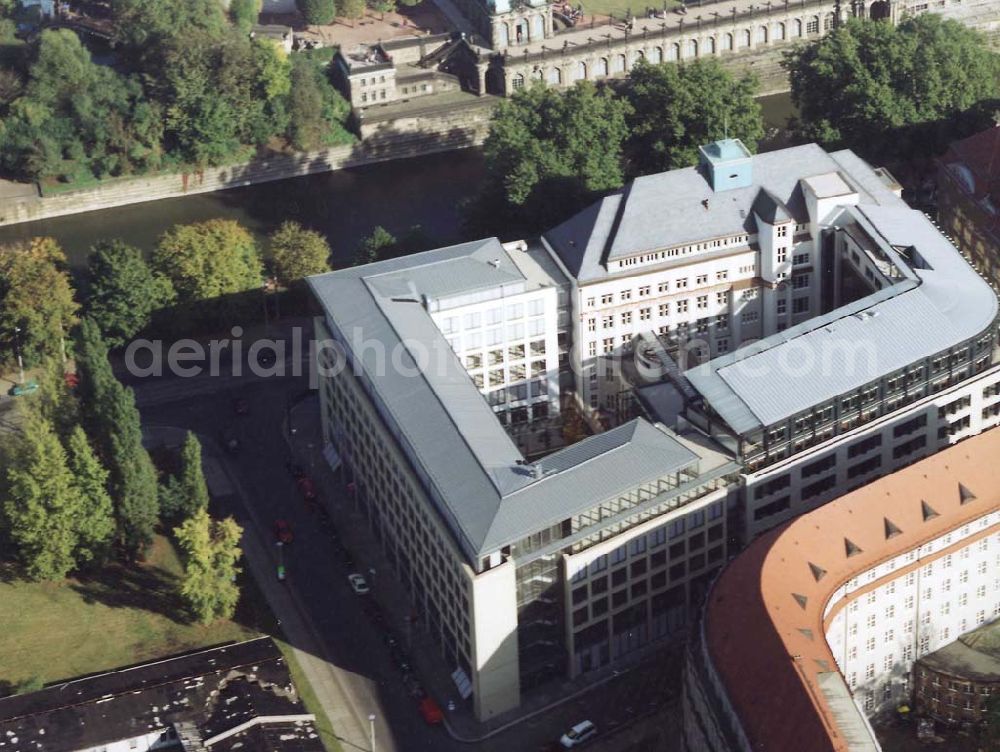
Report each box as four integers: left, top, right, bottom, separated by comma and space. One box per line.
703, 429, 1000, 752
543, 144, 903, 283
918, 619, 1000, 683
308, 242, 703, 564
0, 638, 321, 752
685, 204, 998, 434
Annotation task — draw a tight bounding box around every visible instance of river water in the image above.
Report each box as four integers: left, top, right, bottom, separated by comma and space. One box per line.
0, 93, 796, 271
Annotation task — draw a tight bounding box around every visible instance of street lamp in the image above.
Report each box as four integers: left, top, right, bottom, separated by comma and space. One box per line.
368, 713, 376, 752
13, 326, 24, 385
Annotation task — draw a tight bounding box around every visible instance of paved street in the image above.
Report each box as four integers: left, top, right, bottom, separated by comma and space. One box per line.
134, 345, 684, 752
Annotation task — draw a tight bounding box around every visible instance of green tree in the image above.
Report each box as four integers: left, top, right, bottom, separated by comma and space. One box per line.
87, 240, 175, 347
173, 507, 243, 624
26, 358, 79, 439
268, 221, 331, 284
230, 0, 263, 32
112, 0, 227, 50
0, 238, 78, 369
65, 426, 115, 566
983, 694, 1000, 751
3, 414, 81, 580
625, 59, 763, 175
297, 0, 336, 24
152, 219, 262, 304
0, 30, 164, 181
339, 0, 366, 19
160, 432, 210, 521
75, 319, 159, 558
355, 226, 396, 266
784, 15, 1000, 160
371, 0, 396, 17
286, 56, 353, 151
467, 82, 630, 236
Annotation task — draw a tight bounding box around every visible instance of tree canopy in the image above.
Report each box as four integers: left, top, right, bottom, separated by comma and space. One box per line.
784, 15, 1000, 160
297, 0, 336, 24
173, 507, 243, 624
230, 0, 263, 32
467, 82, 630, 236
87, 239, 175, 347
268, 221, 331, 284
0, 237, 78, 369
2, 414, 81, 580
354, 226, 396, 266
152, 220, 262, 304
625, 59, 763, 174
286, 56, 353, 151
160, 432, 210, 521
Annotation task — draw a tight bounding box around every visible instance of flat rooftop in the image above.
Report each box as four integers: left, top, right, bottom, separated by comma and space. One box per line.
686, 203, 998, 434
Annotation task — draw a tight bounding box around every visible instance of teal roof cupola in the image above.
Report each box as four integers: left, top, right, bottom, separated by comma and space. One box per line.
698, 138, 754, 192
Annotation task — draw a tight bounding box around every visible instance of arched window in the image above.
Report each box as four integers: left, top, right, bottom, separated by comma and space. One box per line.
668, 42, 679, 60
547, 67, 562, 85
807, 15, 820, 33
687, 39, 698, 57
532, 14, 545, 40
511, 73, 525, 90
631, 49, 645, 66
741, 29, 751, 47
613, 53, 626, 72
777, 21, 786, 40
498, 22, 509, 48
723, 32, 733, 50
823, 12, 834, 31
596, 57, 609, 77
650, 46, 663, 63
575, 61, 587, 81
532, 67, 544, 80
757, 25, 767, 44
794, 18, 803, 36
707, 36, 716, 54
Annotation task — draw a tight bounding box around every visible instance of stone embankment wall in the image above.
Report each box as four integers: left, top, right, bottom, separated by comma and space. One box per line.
0, 97, 496, 227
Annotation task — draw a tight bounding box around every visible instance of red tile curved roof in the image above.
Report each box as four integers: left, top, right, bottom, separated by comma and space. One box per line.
705, 428, 1000, 751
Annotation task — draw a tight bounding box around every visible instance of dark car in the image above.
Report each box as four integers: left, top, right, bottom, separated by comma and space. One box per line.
403, 673, 425, 699
285, 461, 306, 478
341, 549, 355, 568
273, 519, 293, 545
232, 396, 249, 415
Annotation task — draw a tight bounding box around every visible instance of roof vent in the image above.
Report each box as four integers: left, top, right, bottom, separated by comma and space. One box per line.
808, 562, 827, 582
488, 258, 501, 268
921, 500, 939, 521
792, 593, 808, 610
884, 517, 902, 539
959, 483, 976, 504
844, 538, 863, 558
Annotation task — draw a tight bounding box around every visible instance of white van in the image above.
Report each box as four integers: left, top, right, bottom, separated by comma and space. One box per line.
560, 720, 597, 748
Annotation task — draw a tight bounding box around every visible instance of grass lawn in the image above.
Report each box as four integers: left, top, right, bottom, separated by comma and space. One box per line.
0, 534, 341, 752
578, 0, 679, 20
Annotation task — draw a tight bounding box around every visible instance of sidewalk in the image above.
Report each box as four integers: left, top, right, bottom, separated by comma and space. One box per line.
285, 396, 682, 744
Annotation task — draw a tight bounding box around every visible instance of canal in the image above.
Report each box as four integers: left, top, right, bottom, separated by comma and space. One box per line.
0, 92, 796, 271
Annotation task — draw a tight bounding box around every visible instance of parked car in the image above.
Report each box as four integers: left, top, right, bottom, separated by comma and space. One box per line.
418, 697, 443, 725
560, 721, 597, 748
223, 434, 241, 455
296, 476, 317, 501
384, 631, 400, 649
347, 573, 370, 595
285, 461, 305, 478
341, 548, 355, 568
232, 396, 249, 415
273, 519, 293, 545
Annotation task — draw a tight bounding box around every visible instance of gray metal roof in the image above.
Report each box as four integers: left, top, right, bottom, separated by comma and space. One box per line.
543, 144, 903, 283
308, 241, 702, 564
685, 204, 999, 435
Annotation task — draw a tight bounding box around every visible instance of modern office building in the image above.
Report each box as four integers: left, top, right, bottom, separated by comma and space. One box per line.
682, 429, 1000, 752
308, 140, 1000, 720
308, 240, 740, 720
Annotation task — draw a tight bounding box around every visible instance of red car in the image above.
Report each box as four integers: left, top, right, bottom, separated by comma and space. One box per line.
296, 476, 317, 501
419, 697, 443, 725
273, 519, 293, 545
